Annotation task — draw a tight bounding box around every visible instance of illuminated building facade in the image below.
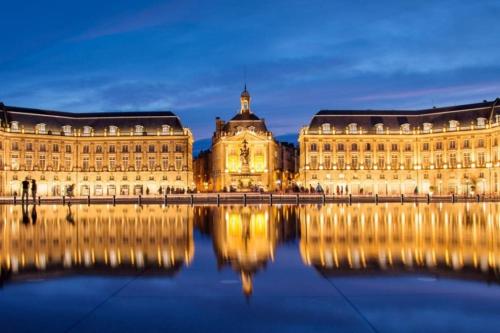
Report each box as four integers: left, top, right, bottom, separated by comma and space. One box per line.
299, 100, 500, 195
207, 88, 296, 192
0, 104, 194, 196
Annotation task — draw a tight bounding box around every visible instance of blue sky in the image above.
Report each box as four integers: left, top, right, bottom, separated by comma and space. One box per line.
1, 0, 500, 139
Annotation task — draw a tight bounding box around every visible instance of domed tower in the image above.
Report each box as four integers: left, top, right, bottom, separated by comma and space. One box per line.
240, 85, 251, 114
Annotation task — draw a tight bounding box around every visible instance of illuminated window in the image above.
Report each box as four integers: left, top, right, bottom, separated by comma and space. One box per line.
109, 156, 116, 170
248, 126, 255, 132
62, 125, 72, 136
135, 125, 144, 135
135, 156, 142, 170
348, 123, 357, 133
423, 123, 433, 133
310, 143, 318, 152
162, 124, 170, 135
148, 156, 155, 170
310, 156, 318, 169
36, 123, 46, 134
10, 121, 19, 131
477, 117, 486, 128
25, 154, 32, 170
109, 125, 118, 135
254, 149, 265, 172
324, 156, 331, 169
375, 123, 384, 134
175, 156, 182, 170
95, 156, 103, 170
449, 120, 459, 130
401, 123, 410, 134
83, 126, 92, 136
321, 123, 331, 133
162, 156, 169, 170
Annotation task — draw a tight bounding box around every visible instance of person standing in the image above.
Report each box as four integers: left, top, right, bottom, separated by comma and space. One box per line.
31, 179, 37, 204
21, 178, 30, 203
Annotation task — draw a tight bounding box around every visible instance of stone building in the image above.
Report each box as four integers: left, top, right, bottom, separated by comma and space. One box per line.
299, 99, 500, 195
207, 87, 297, 192
0, 103, 193, 196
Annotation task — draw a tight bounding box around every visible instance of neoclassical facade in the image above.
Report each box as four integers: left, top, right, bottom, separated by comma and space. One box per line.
0, 104, 193, 196
299, 100, 500, 195
207, 88, 296, 191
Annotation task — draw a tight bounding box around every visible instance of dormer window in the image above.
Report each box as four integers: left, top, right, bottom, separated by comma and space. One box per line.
82, 126, 92, 136
348, 123, 358, 134
423, 122, 433, 133
401, 123, 410, 134
36, 123, 46, 134
248, 126, 255, 132
236, 126, 243, 132
477, 117, 486, 128
10, 121, 19, 131
135, 125, 144, 135
161, 125, 170, 135
496, 115, 500, 124
321, 123, 331, 133
62, 125, 72, 136
109, 125, 118, 135
449, 120, 459, 130
375, 123, 384, 134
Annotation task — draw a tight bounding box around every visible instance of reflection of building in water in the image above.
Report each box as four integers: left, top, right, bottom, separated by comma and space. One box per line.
210, 206, 297, 296
0, 205, 194, 280
299, 204, 500, 279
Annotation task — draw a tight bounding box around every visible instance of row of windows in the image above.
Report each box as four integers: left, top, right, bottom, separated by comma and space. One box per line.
9, 122, 174, 136
6, 155, 187, 172
309, 138, 493, 152
319, 117, 499, 134
6, 142, 186, 153
308, 152, 489, 170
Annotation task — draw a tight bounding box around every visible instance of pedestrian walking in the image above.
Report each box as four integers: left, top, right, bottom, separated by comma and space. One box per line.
31, 179, 37, 204
21, 178, 30, 203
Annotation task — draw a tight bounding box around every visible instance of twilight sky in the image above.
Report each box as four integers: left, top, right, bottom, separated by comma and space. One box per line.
1, 0, 500, 140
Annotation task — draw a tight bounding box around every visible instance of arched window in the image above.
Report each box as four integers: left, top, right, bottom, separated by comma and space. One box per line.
375, 123, 384, 134
321, 123, 331, 133
423, 122, 432, 133
351, 143, 358, 151
161, 124, 170, 135
477, 117, 486, 128
36, 123, 46, 134
109, 125, 118, 135
401, 123, 410, 134
83, 126, 92, 136
62, 125, 72, 136
10, 121, 19, 131
348, 123, 358, 133
135, 125, 144, 135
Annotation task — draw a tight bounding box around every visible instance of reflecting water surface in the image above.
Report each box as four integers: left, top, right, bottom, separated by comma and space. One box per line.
0, 203, 499, 332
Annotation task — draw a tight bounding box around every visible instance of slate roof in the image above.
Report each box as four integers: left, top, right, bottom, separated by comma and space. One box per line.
222, 111, 269, 133
308, 99, 500, 132
0, 103, 186, 134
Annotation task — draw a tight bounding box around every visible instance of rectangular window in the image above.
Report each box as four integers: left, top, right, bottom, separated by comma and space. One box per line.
310, 156, 318, 169
65, 145, 72, 153
52, 156, 59, 170
83, 157, 89, 171
423, 143, 429, 151
377, 143, 385, 151
435, 153, 443, 168
52, 144, 59, 153
351, 155, 358, 169
95, 156, 103, 170
337, 156, 345, 169
122, 156, 129, 170
25, 154, 33, 170
175, 156, 182, 170
162, 157, 169, 170
435, 142, 443, 150
324, 156, 331, 169
391, 143, 398, 152
65, 157, 71, 170
39, 155, 46, 170
148, 144, 155, 153
148, 156, 155, 170
463, 153, 471, 167
109, 156, 116, 170
449, 140, 456, 150
135, 156, 142, 170
449, 153, 457, 168
391, 154, 398, 169
378, 155, 385, 169
478, 152, 485, 167
162, 144, 169, 153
